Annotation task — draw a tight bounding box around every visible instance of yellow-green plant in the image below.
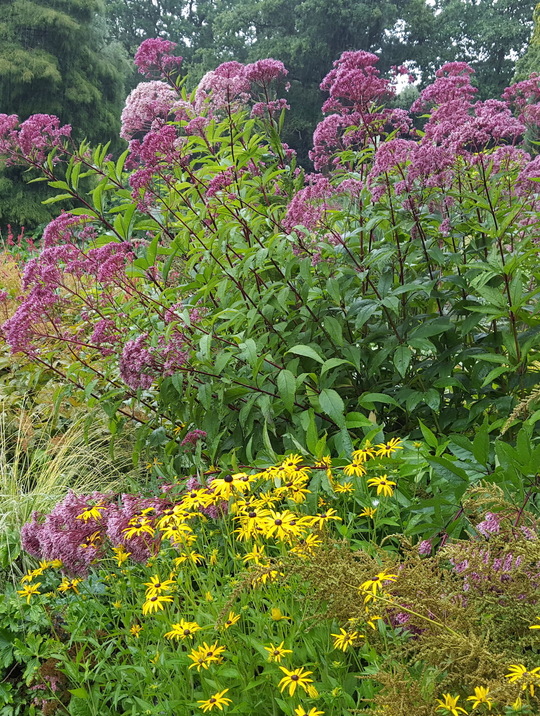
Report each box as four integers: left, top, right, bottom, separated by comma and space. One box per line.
0, 409, 137, 582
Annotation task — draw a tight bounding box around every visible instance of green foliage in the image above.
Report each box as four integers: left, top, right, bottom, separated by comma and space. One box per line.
515, 2, 540, 81
0, 0, 130, 230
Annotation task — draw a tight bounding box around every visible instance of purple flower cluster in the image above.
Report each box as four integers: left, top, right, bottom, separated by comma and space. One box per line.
0, 113, 71, 165
119, 334, 155, 390
181, 429, 207, 447
134, 38, 183, 79
21, 492, 112, 575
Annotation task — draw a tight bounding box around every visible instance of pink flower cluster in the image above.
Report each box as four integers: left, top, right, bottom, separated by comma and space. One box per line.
21, 491, 168, 574
0, 113, 71, 164
120, 81, 178, 141
134, 38, 183, 79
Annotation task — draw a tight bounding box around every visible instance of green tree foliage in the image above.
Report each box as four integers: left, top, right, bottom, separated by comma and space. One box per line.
0, 0, 130, 229
415, 0, 536, 99
515, 2, 540, 81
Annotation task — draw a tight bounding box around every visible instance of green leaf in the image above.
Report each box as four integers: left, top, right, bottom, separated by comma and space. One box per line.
319, 388, 345, 427
321, 357, 353, 375
286, 344, 324, 364
359, 393, 399, 408
277, 369, 296, 413
393, 345, 412, 377
418, 419, 438, 448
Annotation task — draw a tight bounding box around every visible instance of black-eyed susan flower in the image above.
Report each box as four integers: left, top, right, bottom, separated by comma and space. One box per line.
309, 508, 342, 530
141, 594, 173, 615
294, 707, 324, 716
261, 510, 303, 541
242, 544, 266, 564
57, 577, 83, 594
123, 517, 155, 539
435, 693, 467, 715
76, 503, 106, 521
220, 612, 240, 629
343, 460, 367, 478
334, 481, 354, 494
264, 641, 292, 662
360, 571, 397, 598
17, 583, 41, 603
529, 617, 540, 629
375, 438, 403, 457
366, 475, 396, 497
197, 688, 232, 712
290, 534, 322, 558
359, 506, 377, 519
165, 619, 201, 640
112, 545, 131, 565
505, 664, 540, 696
278, 666, 314, 696
466, 686, 493, 710
331, 627, 363, 651
143, 574, 176, 597
130, 624, 143, 637
270, 607, 291, 621
188, 642, 225, 671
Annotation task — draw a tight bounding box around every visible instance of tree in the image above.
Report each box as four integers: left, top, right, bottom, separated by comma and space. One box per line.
515, 3, 540, 81
416, 0, 536, 99
0, 0, 130, 229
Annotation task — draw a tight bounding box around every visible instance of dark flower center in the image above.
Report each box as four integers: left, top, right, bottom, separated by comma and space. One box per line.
291, 674, 299, 681
274, 519, 282, 526
224, 475, 233, 483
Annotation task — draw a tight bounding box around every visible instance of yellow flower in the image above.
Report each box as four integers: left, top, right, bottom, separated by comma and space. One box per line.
359, 507, 377, 519
366, 475, 396, 497
466, 686, 492, 710
188, 642, 225, 671
375, 437, 403, 457
309, 508, 342, 530
506, 664, 531, 681
112, 545, 131, 565
294, 708, 324, 716
130, 624, 143, 637
141, 594, 173, 615
334, 481, 354, 494
221, 611, 240, 629
351, 440, 377, 462
505, 664, 540, 696
278, 666, 314, 696
306, 684, 319, 698
76, 503, 106, 521
511, 698, 522, 711
21, 567, 46, 583
435, 693, 467, 715
17, 583, 41, 603
331, 627, 362, 651
360, 571, 397, 597
264, 641, 292, 663
209, 548, 219, 565
112, 600, 122, 609
270, 608, 291, 621
123, 517, 155, 539
343, 461, 367, 477
143, 574, 176, 598
242, 544, 266, 565
204, 591, 213, 602
164, 619, 201, 640
57, 578, 83, 594
197, 689, 232, 712
529, 617, 540, 629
